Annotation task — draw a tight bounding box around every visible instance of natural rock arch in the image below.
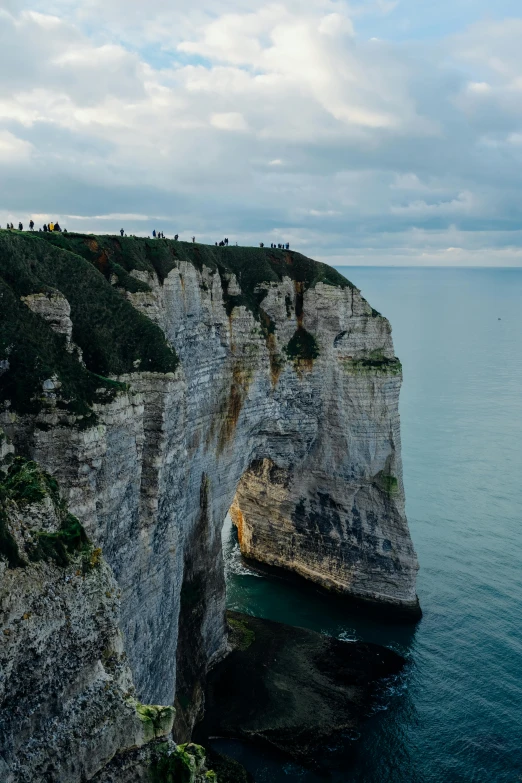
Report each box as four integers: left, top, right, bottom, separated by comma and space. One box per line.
0, 233, 419, 740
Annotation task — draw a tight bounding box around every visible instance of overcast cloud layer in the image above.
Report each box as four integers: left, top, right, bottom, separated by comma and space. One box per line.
1, 0, 522, 265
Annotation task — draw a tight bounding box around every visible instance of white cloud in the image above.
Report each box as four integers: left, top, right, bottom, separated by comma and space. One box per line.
0, 2, 521, 265
0, 130, 33, 162
318, 13, 355, 38
467, 81, 491, 93
210, 111, 248, 131
391, 173, 431, 191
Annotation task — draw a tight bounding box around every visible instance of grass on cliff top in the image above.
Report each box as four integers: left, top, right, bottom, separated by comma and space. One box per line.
0, 230, 178, 417
35, 231, 355, 309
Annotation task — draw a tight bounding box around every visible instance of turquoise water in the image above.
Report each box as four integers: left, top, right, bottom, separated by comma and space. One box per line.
220, 267, 522, 783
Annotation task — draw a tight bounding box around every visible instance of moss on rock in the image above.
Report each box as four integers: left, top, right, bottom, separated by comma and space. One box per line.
284, 327, 320, 364
135, 703, 176, 743
343, 356, 402, 375
0, 455, 93, 569
227, 616, 256, 651
150, 742, 214, 783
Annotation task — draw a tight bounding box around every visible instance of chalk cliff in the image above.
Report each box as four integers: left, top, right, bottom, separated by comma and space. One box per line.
0, 434, 215, 783
0, 230, 419, 779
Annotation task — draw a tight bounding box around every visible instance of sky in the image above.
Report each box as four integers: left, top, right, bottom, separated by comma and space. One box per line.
1, 0, 522, 265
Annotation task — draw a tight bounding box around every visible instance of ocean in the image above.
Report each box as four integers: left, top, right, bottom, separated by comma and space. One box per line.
218, 266, 522, 783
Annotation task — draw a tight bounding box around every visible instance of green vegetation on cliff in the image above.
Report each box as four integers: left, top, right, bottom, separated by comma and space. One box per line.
0, 230, 355, 419
0, 230, 178, 419
38, 230, 353, 297
151, 742, 216, 783
0, 454, 92, 569
37, 231, 354, 326
344, 356, 403, 375
284, 327, 320, 363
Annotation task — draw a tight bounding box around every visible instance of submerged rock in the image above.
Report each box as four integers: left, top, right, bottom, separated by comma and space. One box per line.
196, 611, 405, 768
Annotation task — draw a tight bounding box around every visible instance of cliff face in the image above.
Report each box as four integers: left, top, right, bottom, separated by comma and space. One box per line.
0, 439, 181, 783
0, 231, 419, 757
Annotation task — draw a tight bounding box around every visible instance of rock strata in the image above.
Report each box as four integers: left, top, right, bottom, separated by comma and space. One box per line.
0, 231, 420, 769
0, 438, 179, 782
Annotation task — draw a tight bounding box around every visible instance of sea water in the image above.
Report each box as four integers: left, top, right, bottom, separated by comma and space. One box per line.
219, 267, 522, 783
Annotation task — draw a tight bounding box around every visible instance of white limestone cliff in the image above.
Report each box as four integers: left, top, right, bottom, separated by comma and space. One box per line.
1, 246, 419, 753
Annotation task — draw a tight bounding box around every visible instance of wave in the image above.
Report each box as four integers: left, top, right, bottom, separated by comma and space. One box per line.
224, 541, 264, 578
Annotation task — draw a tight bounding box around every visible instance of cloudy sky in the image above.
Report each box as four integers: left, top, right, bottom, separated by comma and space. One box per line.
1, 0, 522, 265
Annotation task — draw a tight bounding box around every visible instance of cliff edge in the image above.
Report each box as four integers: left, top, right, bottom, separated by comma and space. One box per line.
0, 230, 419, 752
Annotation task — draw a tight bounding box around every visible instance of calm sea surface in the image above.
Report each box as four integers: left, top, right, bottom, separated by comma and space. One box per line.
219, 267, 522, 783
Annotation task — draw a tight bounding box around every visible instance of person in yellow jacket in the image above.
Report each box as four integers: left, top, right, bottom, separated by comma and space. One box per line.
49, 222, 54, 231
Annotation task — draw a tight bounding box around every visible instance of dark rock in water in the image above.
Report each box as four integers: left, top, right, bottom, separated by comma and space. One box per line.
196, 611, 405, 768
205, 748, 254, 783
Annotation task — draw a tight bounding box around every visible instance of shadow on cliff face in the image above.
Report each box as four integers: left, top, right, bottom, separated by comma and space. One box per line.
173, 474, 226, 742
194, 611, 406, 774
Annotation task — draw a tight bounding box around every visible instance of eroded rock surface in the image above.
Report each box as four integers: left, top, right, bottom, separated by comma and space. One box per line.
0, 232, 419, 746
0, 439, 177, 783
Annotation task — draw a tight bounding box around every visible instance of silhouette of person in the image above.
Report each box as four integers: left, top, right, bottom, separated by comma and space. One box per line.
18, 222, 23, 231
120, 228, 124, 237
29, 220, 34, 231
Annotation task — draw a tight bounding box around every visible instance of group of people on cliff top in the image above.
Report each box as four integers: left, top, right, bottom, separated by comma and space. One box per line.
5, 222, 289, 250
259, 242, 290, 250
6, 221, 65, 233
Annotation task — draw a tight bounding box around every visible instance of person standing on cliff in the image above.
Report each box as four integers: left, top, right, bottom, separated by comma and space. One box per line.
18, 222, 23, 231
29, 220, 34, 231
192, 236, 195, 243
120, 228, 124, 237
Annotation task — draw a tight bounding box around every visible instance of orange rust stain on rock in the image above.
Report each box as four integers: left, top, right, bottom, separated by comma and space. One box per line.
230, 495, 246, 547
297, 358, 314, 374
217, 362, 252, 454
258, 308, 283, 388
86, 238, 111, 274
294, 280, 304, 328
266, 333, 284, 388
